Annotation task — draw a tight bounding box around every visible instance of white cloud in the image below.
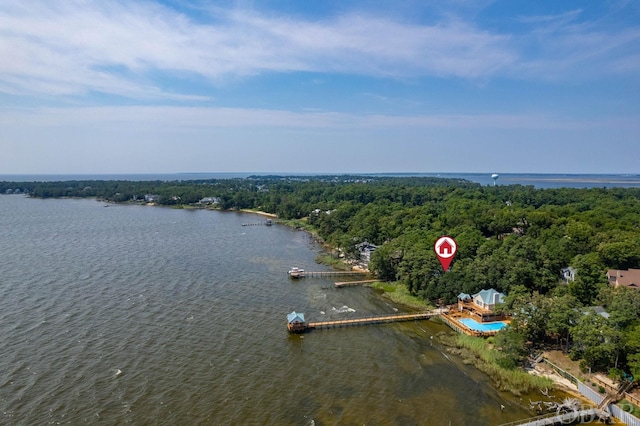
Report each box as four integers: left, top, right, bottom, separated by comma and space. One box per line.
513, 9, 640, 80
0, 0, 515, 99
0, 1, 638, 101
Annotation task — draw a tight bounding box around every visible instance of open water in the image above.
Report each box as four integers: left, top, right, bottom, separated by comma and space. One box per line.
0, 195, 544, 425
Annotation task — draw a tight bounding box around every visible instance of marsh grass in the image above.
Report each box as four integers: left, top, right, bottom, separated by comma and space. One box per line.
369, 281, 433, 310
277, 218, 311, 231
314, 253, 353, 271
443, 334, 552, 396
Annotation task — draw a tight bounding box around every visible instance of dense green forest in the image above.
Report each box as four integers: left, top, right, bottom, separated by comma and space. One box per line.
3, 175, 640, 381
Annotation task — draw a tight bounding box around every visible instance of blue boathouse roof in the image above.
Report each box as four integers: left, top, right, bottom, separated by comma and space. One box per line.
458, 292, 471, 301
287, 311, 305, 323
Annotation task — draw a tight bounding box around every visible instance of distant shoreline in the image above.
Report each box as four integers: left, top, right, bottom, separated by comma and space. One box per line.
2, 173, 640, 190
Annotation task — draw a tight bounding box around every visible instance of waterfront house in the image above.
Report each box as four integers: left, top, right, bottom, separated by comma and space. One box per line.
473, 288, 504, 311
198, 197, 219, 205
457, 288, 505, 322
607, 268, 640, 290
561, 267, 576, 282
356, 241, 379, 263
287, 311, 307, 333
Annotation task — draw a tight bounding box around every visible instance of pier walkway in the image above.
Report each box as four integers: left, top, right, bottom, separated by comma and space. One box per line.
241, 220, 274, 226
497, 408, 608, 426
307, 310, 442, 330
334, 279, 379, 287
297, 271, 369, 278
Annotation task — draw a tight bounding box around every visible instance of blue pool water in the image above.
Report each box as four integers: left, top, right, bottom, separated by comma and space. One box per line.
459, 318, 507, 332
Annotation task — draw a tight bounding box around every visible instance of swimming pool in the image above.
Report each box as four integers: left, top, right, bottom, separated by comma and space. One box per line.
458, 318, 507, 332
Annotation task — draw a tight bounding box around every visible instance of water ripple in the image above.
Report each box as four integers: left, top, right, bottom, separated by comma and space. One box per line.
0, 196, 531, 425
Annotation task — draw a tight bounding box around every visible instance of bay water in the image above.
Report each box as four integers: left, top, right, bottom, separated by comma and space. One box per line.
0, 195, 537, 425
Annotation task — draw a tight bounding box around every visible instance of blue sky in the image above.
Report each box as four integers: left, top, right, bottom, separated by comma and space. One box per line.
1, 0, 639, 174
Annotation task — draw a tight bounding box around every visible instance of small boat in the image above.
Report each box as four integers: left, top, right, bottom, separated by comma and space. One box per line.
288, 267, 305, 278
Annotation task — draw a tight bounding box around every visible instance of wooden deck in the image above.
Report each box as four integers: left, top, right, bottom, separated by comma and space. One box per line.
334, 279, 378, 287
440, 313, 506, 337
306, 311, 441, 330
295, 271, 370, 278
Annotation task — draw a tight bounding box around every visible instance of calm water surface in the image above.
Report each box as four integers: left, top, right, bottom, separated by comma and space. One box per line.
0, 196, 538, 425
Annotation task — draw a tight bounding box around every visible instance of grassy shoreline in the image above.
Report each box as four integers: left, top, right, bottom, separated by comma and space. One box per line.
440, 333, 553, 396
314, 253, 354, 271
367, 281, 434, 310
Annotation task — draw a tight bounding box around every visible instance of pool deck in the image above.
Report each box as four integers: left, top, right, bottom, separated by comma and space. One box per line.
441, 311, 509, 337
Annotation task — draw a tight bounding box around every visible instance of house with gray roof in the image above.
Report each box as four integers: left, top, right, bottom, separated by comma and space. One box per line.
472, 288, 505, 312
356, 241, 379, 263
457, 288, 506, 322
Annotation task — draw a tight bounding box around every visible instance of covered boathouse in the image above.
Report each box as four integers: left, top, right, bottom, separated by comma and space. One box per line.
287, 311, 307, 333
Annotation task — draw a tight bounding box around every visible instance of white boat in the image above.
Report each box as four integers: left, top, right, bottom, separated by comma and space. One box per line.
288, 267, 305, 278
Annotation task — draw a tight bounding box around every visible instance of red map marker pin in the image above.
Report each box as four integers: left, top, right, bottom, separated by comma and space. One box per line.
434, 236, 457, 271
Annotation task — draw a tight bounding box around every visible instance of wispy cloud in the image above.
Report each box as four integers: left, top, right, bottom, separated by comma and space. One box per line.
0, 1, 638, 102
0, 0, 514, 100
513, 9, 640, 79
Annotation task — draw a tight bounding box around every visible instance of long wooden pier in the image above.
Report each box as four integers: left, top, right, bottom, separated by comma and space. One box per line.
334, 279, 378, 287
497, 408, 608, 426
306, 311, 439, 330
242, 219, 274, 226
297, 271, 369, 278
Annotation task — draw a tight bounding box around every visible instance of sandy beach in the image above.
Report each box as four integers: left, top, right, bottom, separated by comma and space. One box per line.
239, 209, 278, 218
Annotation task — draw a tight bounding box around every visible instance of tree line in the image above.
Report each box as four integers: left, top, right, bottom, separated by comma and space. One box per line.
3, 175, 640, 380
